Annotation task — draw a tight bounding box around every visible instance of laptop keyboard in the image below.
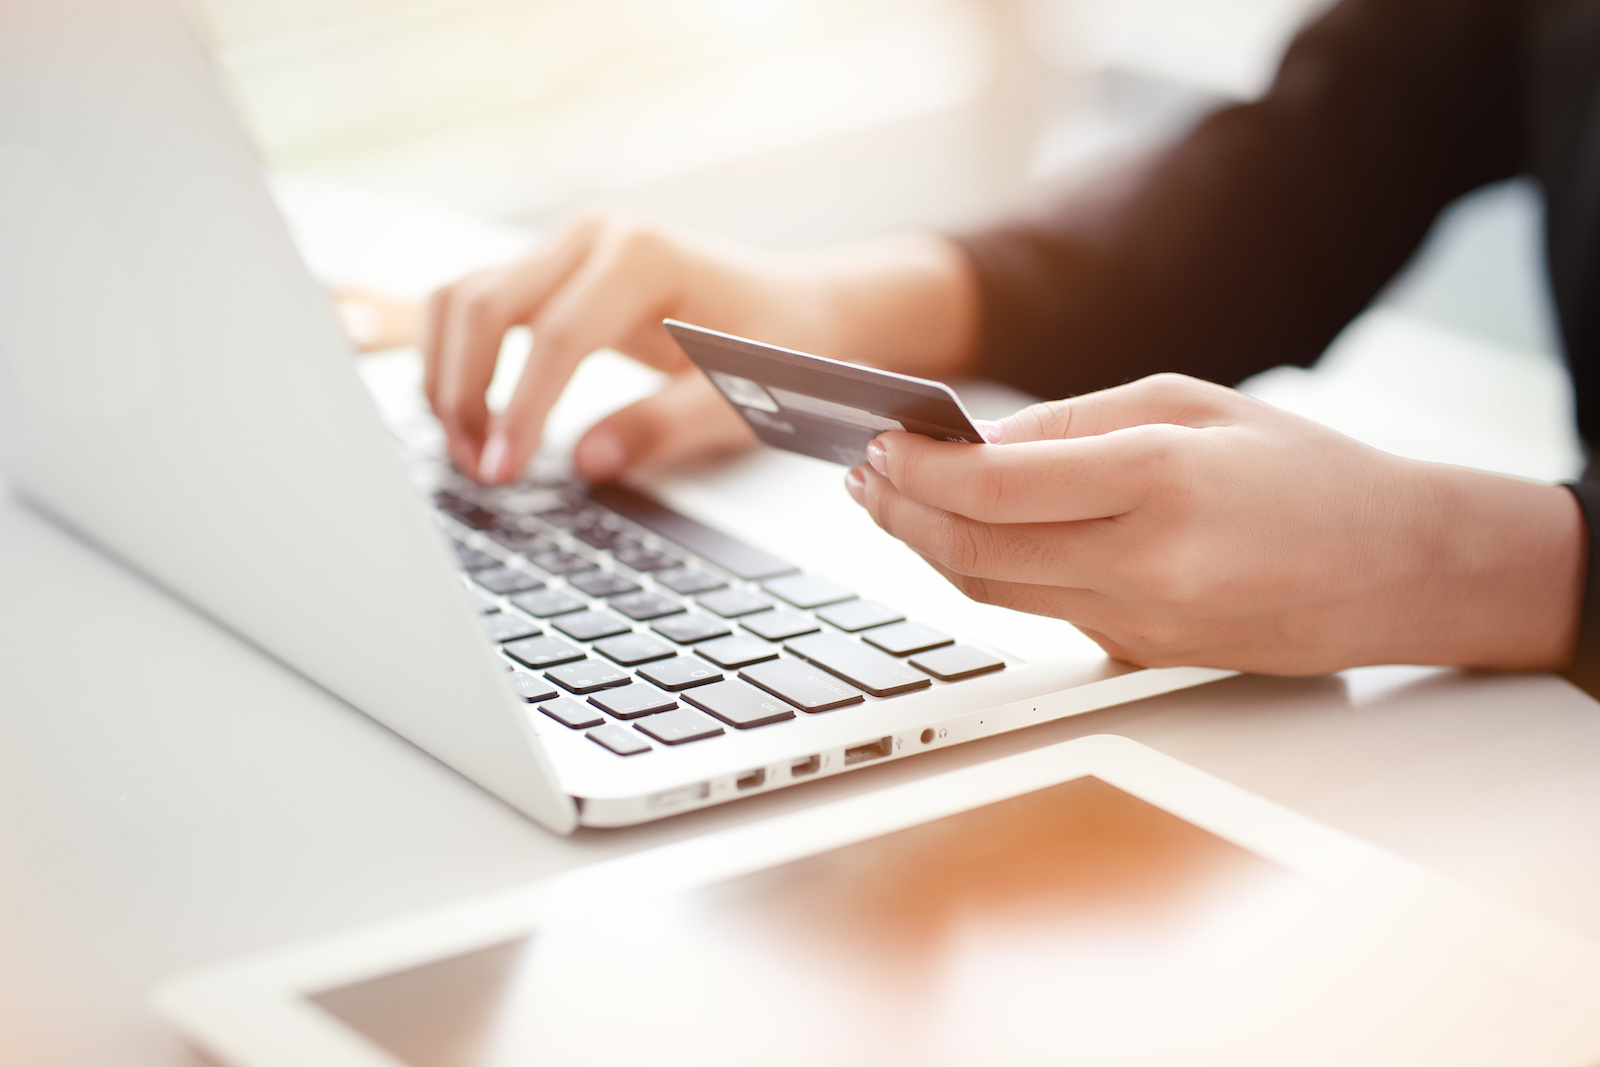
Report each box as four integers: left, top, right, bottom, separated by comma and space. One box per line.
433, 480, 1005, 758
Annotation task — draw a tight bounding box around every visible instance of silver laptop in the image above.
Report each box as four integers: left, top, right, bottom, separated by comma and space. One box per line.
0, 0, 1227, 832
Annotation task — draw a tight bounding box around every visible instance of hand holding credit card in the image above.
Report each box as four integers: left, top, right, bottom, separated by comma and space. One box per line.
664, 319, 984, 467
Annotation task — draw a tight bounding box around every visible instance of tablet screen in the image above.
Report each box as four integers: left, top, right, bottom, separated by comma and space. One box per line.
310, 775, 1570, 1066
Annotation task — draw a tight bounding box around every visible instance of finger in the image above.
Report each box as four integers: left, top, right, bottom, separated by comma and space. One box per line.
420, 284, 447, 422
480, 230, 681, 483
432, 266, 520, 474
869, 422, 1193, 523
425, 215, 609, 479
573, 371, 757, 483
333, 287, 421, 351
422, 278, 488, 475
999, 372, 1242, 444
855, 465, 1117, 588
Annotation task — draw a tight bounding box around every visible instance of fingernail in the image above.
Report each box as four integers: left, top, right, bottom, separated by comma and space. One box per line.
844, 465, 866, 505
975, 419, 1004, 444
865, 438, 888, 476
478, 432, 510, 484
575, 429, 625, 483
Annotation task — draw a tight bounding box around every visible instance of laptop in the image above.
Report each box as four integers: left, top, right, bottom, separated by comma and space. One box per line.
0, 0, 1228, 832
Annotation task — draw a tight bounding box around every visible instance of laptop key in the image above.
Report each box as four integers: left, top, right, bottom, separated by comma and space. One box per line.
552, 611, 632, 642
487, 527, 553, 555
503, 635, 585, 669
761, 574, 855, 610
697, 588, 775, 618
451, 541, 499, 572
592, 632, 676, 666
654, 567, 726, 595
471, 588, 501, 614
546, 660, 632, 694
816, 599, 905, 633
652, 614, 731, 645
740, 610, 820, 642
683, 679, 797, 729
472, 566, 544, 595
696, 635, 780, 670
537, 696, 604, 728
587, 723, 652, 756
739, 658, 864, 713
572, 523, 621, 550
509, 672, 560, 704
588, 682, 677, 720
568, 570, 641, 598
636, 656, 723, 692
484, 612, 540, 643
613, 545, 680, 572
783, 632, 932, 697
633, 708, 724, 745
610, 591, 686, 622
529, 549, 595, 575
538, 506, 590, 529
861, 621, 955, 657
509, 588, 586, 618
437, 495, 497, 531
587, 484, 795, 581
909, 645, 1006, 681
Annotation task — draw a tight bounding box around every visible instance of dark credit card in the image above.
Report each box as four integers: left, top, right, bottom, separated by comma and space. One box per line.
664, 319, 983, 467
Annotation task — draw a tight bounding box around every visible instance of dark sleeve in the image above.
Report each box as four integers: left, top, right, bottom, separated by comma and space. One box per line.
956, 0, 1522, 400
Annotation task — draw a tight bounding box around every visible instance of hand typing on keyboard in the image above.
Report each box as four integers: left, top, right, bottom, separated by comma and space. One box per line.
846, 373, 1583, 678
418, 212, 979, 485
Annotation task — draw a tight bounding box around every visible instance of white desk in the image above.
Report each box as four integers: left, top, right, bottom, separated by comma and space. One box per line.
5, 187, 1599, 1065
5, 483, 1600, 1066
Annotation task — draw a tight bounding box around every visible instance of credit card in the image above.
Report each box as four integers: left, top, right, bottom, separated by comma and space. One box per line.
664, 319, 983, 467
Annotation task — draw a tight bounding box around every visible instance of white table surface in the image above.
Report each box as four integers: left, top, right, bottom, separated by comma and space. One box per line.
6, 479, 1600, 1066
6, 185, 1599, 1066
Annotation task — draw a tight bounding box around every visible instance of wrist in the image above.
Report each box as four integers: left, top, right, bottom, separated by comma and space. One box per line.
802, 233, 980, 377
676, 231, 979, 380
1387, 464, 1583, 671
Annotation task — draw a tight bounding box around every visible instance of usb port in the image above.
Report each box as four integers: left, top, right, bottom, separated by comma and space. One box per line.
736, 768, 766, 791
790, 755, 821, 778
844, 737, 893, 766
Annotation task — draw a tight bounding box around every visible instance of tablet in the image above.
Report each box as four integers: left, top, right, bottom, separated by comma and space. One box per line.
153, 736, 1600, 1067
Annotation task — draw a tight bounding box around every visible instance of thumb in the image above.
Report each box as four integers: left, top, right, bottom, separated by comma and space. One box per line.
999, 373, 1238, 444
573, 370, 757, 483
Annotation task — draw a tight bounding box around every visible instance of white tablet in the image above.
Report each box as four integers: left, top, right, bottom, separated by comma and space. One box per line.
154, 735, 1600, 1067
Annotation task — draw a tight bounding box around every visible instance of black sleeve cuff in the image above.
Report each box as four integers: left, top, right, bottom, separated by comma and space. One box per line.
1562, 482, 1600, 696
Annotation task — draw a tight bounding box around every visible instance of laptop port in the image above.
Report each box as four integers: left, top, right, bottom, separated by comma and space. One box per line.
736, 768, 766, 791
790, 755, 821, 778
648, 781, 710, 811
844, 737, 893, 765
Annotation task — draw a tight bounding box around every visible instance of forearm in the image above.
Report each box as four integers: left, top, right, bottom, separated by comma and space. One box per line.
956, 0, 1520, 401
726, 232, 980, 379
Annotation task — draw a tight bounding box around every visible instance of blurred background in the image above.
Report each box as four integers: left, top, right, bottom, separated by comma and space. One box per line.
177, 0, 1312, 242
174, 0, 1576, 479
177, 0, 1558, 353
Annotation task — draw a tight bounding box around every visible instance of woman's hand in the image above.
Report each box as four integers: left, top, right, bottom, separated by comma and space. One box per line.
422, 211, 979, 484
846, 373, 1584, 675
